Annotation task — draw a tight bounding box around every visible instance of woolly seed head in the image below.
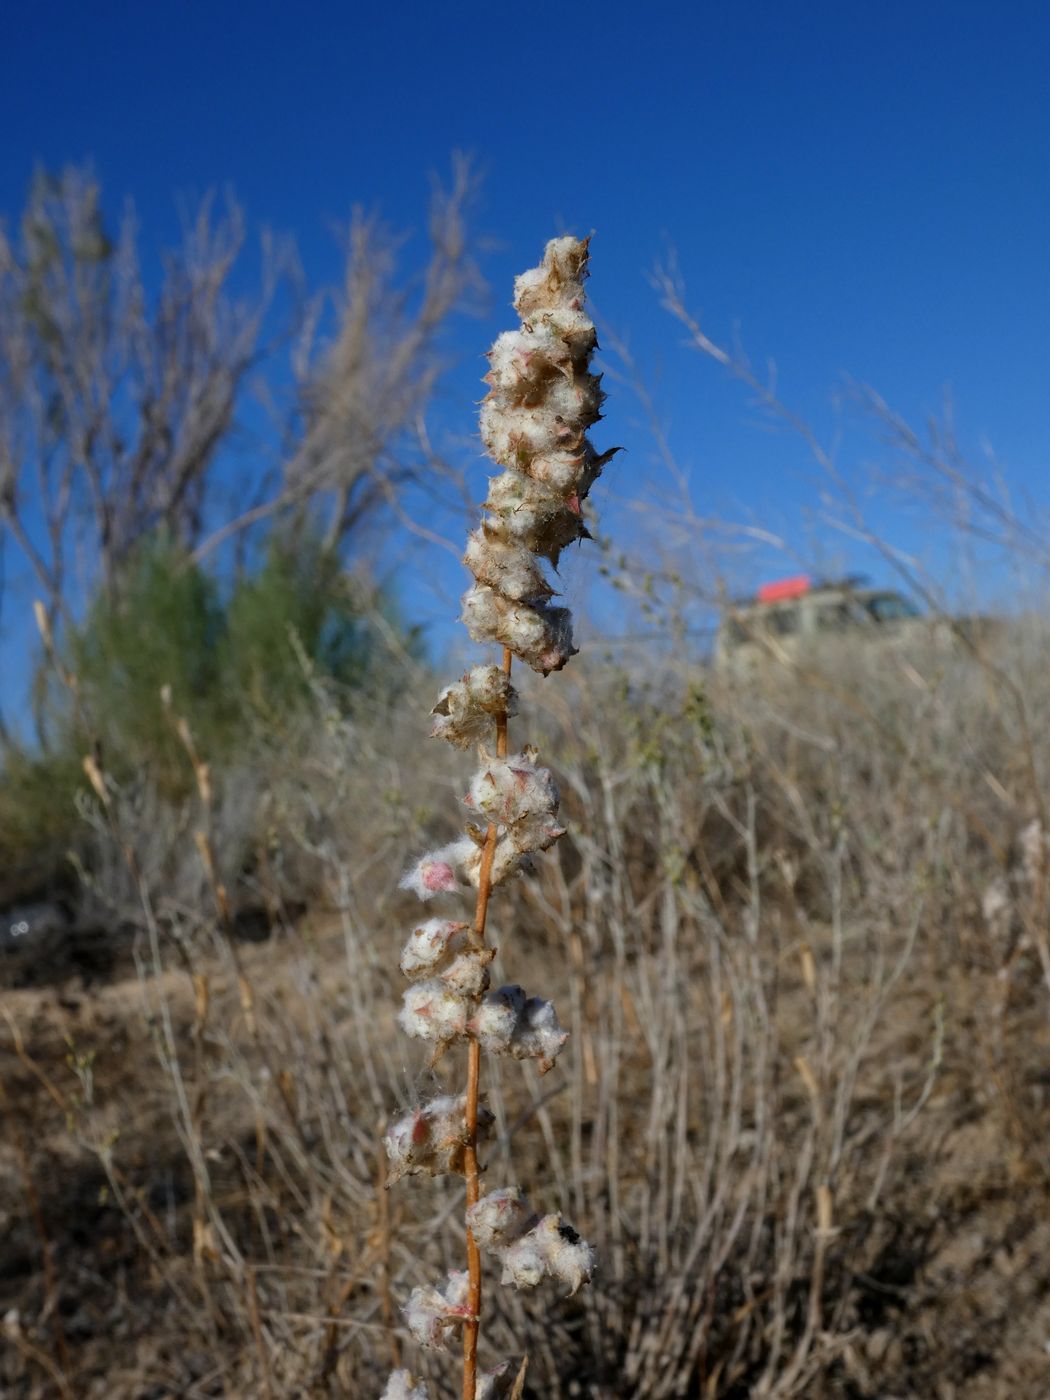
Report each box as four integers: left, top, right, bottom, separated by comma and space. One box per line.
509, 995, 570, 1073
430, 665, 518, 749
398, 981, 469, 1044
466, 1186, 535, 1250
485, 327, 570, 402
469, 234, 616, 673
476, 1361, 517, 1400
494, 1212, 597, 1295
402, 1271, 475, 1350
464, 527, 555, 604
466, 750, 559, 826
399, 919, 470, 979
499, 1234, 548, 1291
380, 1370, 429, 1400
441, 949, 493, 998
512, 235, 591, 318
399, 841, 468, 901
470, 984, 526, 1053
530, 1213, 598, 1295
461, 585, 577, 676
383, 1094, 494, 1184
457, 828, 529, 889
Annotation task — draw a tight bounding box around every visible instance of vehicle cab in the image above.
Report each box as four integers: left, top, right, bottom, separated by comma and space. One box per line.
714, 575, 925, 675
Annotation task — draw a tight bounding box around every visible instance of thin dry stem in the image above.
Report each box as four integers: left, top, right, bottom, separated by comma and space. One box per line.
462, 645, 513, 1400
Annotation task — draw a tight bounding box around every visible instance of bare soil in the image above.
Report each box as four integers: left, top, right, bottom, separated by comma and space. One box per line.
2, 921, 1050, 1398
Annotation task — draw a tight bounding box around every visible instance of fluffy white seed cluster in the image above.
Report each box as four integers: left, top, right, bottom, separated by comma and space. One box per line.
380, 1363, 514, 1400
403, 1270, 475, 1350
387, 240, 605, 1396
466, 747, 565, 854
399, 918, 470, 978
399, 979, 470, 1044
466, 1188, 596, 1296
398, 842, 467, 901
398, 978, 567, 1073
380, 1371, 428, 1400
462, 236, 617, 675
470, 984, 569, 1074
400, 743, 564, 904
431, 665, 519, 749
457, 829, 534, 891
399, 917, 495, 998
463, 1186, 534, 1248
383, 1094, 495, 1185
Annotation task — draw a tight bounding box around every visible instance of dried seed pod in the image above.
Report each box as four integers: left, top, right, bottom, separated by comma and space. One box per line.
479, 398, 570, 466
457, 826, 530, 889
541, 371, 605, 427
512, 235, 591, 318
469, 984, 527, 1054
484, 1205, 596, 1297
380, 1370, 429, 1400
462, 585, 576, 676
485, 328, 571, 400
464, 526, 555, 603
522, 441, 619, 497
499, 1234, 548, 1290
399, 840, 473, 901
528, 1214, 597, 1295
383, 1094, 494, 1184
532, 305, 599, 362
466, 749, 559, 826
399, 919, 470, 979
466, 1187, 535, 1249
483, 471, 589, 565
398, 981, 470, 1044
467, 984, 568, 1072
507, 811, 567, 856
481, 486, 578, 557
464, 750, 566, 858
430, 666, 518, 749
441, 949, 493, 998
508, 996, 570, 1074
403, 1270, 475, 1350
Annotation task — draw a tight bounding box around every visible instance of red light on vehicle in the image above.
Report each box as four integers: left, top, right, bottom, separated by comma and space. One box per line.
757, 575, 811, 603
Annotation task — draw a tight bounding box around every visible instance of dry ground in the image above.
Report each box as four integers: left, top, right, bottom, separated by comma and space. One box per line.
2, 903, 1049, 1398
4, 643, 1050, 1397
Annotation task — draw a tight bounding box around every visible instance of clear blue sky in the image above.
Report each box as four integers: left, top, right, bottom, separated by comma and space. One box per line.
2, 0, 1049, 705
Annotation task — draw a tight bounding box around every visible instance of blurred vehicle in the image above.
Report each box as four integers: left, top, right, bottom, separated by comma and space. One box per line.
714, 574, 952, 676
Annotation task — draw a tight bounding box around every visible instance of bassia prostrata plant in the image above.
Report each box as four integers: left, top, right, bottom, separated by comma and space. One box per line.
382, 235, 616, 1400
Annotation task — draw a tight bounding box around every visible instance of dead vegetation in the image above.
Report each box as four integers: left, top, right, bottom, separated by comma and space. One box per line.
3, 622, 1050, 1398
3, 171, 1049, 1399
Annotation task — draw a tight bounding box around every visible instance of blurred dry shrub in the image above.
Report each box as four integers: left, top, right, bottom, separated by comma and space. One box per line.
0, 156, 478, 900
4, 228, 1050, 1395
5, 599, 1050, 1398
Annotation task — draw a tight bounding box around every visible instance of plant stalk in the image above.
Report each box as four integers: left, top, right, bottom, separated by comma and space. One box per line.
462, 645, 513, 1400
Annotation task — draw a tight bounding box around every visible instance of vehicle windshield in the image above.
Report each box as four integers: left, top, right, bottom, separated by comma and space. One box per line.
814, 601, 855, 630
865, 593, 921, 623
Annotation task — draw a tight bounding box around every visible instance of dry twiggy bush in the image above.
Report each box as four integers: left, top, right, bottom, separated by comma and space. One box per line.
5, 240, 1050, 1400
14, 621, 1050, 1395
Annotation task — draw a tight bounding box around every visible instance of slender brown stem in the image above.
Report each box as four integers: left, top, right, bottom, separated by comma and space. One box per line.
462, 645, 512, 1400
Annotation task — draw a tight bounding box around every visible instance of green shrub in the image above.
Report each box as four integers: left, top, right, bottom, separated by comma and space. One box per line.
1, 529, 422, 902
66, 535, 233, 793
226, 532, 387, 725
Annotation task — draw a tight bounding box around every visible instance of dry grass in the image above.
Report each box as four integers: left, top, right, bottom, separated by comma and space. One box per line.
2, 623, 1050, 1398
